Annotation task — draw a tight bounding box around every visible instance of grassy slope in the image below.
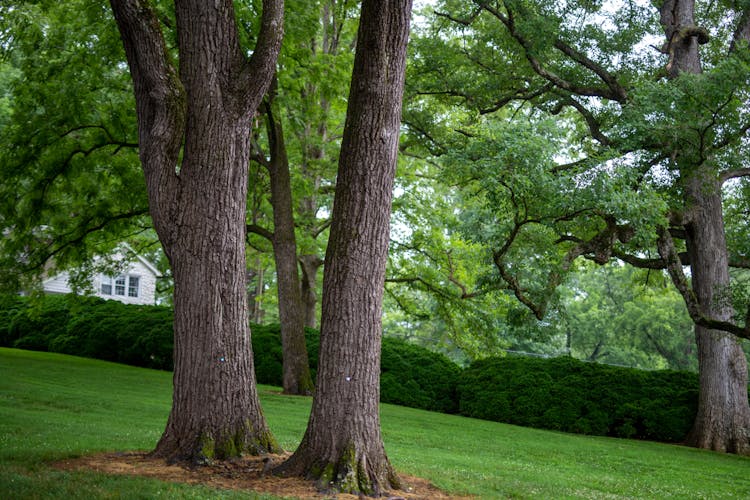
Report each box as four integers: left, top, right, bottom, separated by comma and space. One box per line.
1, 348, 749, 499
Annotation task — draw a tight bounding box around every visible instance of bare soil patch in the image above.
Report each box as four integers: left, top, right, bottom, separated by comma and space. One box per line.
54, 452, 472, 499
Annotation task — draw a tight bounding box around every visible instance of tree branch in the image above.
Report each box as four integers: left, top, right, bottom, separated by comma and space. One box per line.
475, 1, 627, 102
236, 0, 285, 109
552, 39, 628, 102
23, 208, 150, 272
310, 219, 332, 239
656, 227, 750, 339
433, 7, 482, 26
552, 92, 611, 146
730, 254, 750, 269
109, 0, 185, 243
720, 167, 750, 184
246, 223, 274, 242
478, 83, 553, 115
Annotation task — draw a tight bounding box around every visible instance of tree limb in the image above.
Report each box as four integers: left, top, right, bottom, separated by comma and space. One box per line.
23, 208, 150, 272
552, 39, 628, 102
474, 1, 627, 102
433, 7, 482, 26
552, 92, 611, 146
109, 0, 185, 244
247, 223, 274, 242
236, 0, 285, 108
656, 226, 750, 339
720, 167, 750, 184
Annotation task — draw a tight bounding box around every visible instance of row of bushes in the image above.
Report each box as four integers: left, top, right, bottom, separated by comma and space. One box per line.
459, 356, 698, 441
0, 294, 460, 414
0, 294, 700, 442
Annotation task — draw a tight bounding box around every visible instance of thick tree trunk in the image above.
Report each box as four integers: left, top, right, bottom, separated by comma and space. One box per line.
275, 0, 412, 495
264, 93, 314, 396
683, 172, 750, 454
110, 0, 284, 462
660, 0, 750, 455
155, 111, 280, 461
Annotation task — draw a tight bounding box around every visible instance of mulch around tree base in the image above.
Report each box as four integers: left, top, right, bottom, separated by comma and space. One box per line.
54, 452, 474, 499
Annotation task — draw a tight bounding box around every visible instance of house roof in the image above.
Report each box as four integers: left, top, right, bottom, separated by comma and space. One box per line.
120, 243, 162, 278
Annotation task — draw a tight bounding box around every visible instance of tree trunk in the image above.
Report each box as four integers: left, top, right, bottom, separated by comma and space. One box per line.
660, 0, 750, 455
264, 89, 314, 395
683, 171, 750, 454
109, 0, 284, 462
247, 261, 266, 324
298, 253, 323, 328
275, 0, 412, 495
160, 116, 280, 457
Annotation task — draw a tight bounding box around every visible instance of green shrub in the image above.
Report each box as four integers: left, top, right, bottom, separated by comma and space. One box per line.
2, 295, 174, 370
249, 323, 285, 386
380, 337, 461, 413
458, 355, 699, 442
0, 294, 24, 346
7, 295, 75, 351
249, 324, 460, 414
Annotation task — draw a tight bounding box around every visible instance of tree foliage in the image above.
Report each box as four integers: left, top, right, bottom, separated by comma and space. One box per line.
0, 0, 151, 292
403, 0, 750, 454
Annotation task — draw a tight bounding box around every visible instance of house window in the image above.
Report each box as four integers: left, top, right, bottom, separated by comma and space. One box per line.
101, 276, 112, 295
128, 276, 140, 297
115, 276, 126, 295
101, 274, 140, 298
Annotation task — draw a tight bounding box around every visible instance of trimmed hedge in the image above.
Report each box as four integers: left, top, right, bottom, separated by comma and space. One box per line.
248, 323, 460, 414
0, 295, 459, 413
381, 338, 460, 413
1, 295, 173, 370
458, 355, 699, 442
249, 323, 320, 388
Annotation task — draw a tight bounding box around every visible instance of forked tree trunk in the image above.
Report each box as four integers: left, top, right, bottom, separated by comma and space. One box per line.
110, 0, 284, 461
660, 0, 750, 454
275, 0, 412, 494
160, 115, 279, 458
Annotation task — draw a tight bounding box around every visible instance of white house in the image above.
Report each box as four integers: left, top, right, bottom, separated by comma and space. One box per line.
42, 246, 161, 305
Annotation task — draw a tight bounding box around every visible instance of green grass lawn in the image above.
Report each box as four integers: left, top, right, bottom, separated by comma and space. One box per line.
1, 347, 749, 499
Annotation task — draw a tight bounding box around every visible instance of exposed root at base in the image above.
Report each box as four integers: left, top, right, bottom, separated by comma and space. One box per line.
53, 452, 474, 499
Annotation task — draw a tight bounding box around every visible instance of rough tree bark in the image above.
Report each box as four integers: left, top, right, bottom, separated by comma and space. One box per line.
109, 0, 284, 461
274, 0, 413, 495
660, 0, 750, 454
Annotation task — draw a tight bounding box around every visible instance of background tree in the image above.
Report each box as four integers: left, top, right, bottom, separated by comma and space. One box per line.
289, 0, 357, 329
407, 0, 750, 453
109, 0, 283, 461
561, 262, 696, 371
244, 0, 358, 394
247, 77, 314, 395
275, 0, 412, 493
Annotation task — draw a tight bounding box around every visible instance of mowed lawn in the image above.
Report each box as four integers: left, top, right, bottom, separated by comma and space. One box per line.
1, 347, 749, 499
